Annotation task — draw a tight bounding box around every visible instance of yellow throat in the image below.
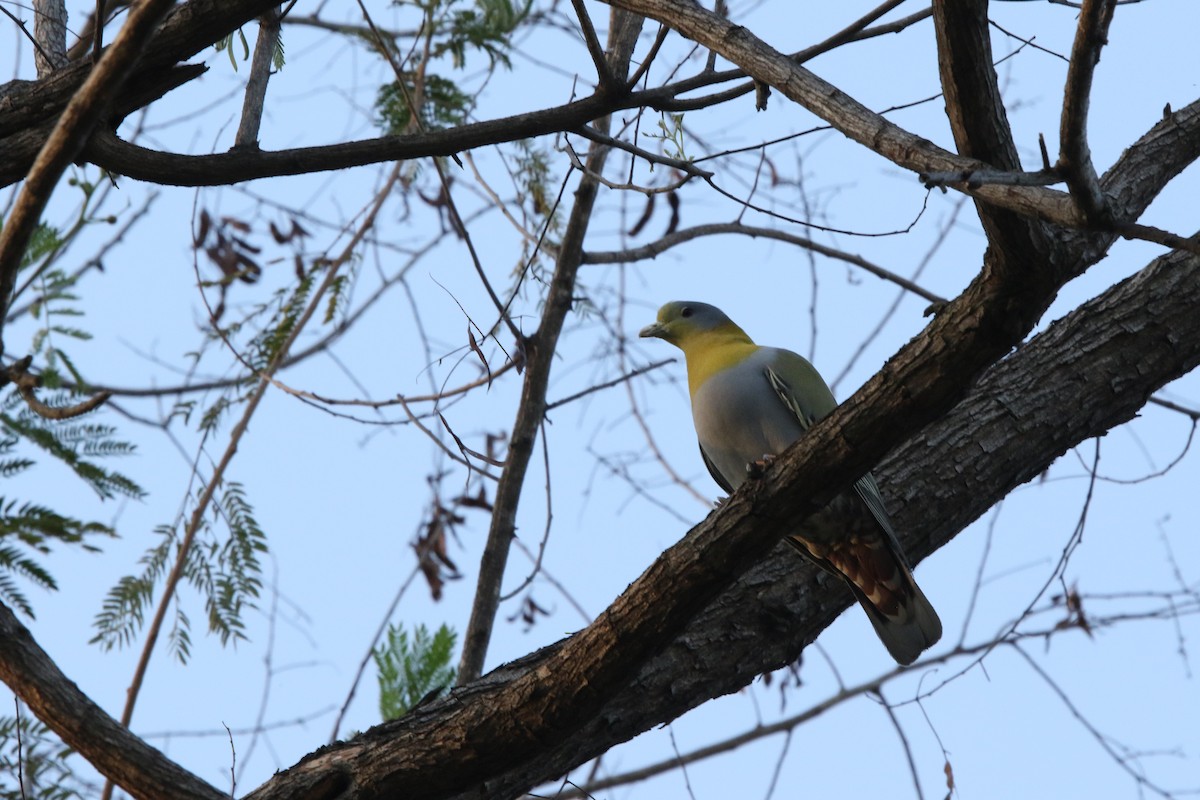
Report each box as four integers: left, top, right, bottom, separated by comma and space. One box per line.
679, 325, 758, 397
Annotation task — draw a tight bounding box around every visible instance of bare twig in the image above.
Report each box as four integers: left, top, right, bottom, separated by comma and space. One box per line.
626, 22, 669, 89
1013, 644, 1180, 799
583, 222, 946, 304
877, 690, 925, 800
570, 0, 616, 92
569, 125, 714, 180
328, 561, 424, 742
0, 5, 54, 69
546, 358, 674, 410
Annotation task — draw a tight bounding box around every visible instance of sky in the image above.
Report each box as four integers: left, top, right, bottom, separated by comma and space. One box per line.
3, 0, 1199, 798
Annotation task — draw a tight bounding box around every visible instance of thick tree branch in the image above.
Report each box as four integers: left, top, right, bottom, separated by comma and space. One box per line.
0, 0, 280, 139
0, 243, 1192, 800
0, 0, 293, 186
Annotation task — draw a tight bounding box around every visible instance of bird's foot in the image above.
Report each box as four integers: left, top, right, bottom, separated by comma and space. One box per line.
745, 453, 777, 480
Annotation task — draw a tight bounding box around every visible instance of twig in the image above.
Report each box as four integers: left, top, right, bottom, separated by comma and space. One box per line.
498, 422, 555, 603
328, 561, 424, 742
13, 697, 25, 799
1148, 395, 1200, 420
583, 222, 946, 304
394, 397, 502, 480
570, 0, 616, 92
546, 358, 674, 410
353, 0, 522, 344
830, 194, 968, 391
876, 690, 925, 800
626, 23, 669, 89
569, 125, 714, 180
456, 23, 641, 683
0, 4, 55, 68
1013, 644, 1180, 799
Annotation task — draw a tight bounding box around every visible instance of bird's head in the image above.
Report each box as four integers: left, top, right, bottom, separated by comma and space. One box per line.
638, 301, 749, 348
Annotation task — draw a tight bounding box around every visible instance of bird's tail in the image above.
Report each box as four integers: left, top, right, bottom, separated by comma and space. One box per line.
789, 534, 942, 666
852, 564, 941, 666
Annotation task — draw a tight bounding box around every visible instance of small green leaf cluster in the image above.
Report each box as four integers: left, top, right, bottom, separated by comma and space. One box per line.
0, 495, 114, 616
373, 0, 531, 135
644, 112, 691, 164
247, 272, 316, 372
432, 0, 531, 70
377, 75, 473, 134
374, 622, 458, 720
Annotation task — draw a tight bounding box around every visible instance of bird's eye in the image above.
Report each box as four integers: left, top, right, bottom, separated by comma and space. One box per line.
680, 306, 693, 318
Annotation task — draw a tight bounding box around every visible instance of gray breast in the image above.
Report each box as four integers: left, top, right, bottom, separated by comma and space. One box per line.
691, 351, 806, 490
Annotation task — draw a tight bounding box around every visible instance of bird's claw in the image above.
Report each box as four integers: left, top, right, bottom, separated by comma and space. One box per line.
745, 453, 777, 480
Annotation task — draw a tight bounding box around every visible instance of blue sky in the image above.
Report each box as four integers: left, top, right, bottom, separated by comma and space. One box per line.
3, 0, 1199, 797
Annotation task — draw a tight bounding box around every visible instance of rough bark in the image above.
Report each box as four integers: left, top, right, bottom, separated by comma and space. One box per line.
0, 603, 224, 800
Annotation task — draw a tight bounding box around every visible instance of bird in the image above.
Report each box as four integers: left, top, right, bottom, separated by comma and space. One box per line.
639, 300, 941, 665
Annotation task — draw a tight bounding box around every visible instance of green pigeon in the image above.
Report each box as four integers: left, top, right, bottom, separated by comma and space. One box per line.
640, 300, 941, 665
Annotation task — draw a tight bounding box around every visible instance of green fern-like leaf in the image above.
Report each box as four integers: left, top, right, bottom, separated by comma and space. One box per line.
0, 713, 87, 800
1, 396, 145, 500
91, 526, 173, 650
0, 458, 34, 478
245, 274, 314, 372
0, 497, 116, 616
207, 481, 266, 645
375, 622, 457, 720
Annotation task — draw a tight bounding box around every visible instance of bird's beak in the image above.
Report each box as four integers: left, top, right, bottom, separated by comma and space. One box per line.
639, 322, 666, 339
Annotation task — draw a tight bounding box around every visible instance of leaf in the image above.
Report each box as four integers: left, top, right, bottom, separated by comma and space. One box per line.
374, 622, 457, 720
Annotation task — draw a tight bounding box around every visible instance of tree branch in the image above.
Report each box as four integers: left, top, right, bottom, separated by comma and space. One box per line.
456, 10, 645, 684
0, 0, 178, 349
233, 6, 283, 149
1058, 0, 1117, 224
0, 602, 223, 800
